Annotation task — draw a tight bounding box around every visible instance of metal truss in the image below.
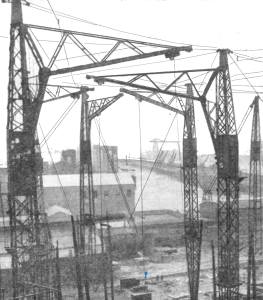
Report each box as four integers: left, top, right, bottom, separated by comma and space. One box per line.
247, 96, 262, 300
183, 84, 202, 300
86, 67, 219, 147
26, 24, 192, 76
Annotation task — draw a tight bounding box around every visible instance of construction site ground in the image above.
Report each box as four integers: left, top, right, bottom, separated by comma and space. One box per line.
61, 242, 263, 299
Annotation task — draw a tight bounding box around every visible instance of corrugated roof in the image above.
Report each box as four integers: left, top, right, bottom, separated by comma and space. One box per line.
43, 172, 135, 188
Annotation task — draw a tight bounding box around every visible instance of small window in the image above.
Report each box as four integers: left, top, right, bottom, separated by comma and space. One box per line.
127, 189, 132, 197
104, 190, 109, 197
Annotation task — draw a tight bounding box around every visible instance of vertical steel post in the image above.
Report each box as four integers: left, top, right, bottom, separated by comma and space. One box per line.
79, 88, 96, 300
183, 83, 202, 300
71, 215, 84, 300
55, 241, 63, 300
107, 224, 115, 300
211, 240, 217, 300
100, 224, 108, 300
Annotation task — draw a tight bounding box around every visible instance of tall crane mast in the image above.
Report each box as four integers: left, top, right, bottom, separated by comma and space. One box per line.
183, 84, 202, 300
215, 49, 239, 299
7, 0, 53, 297
247, 96, 262, 300
79, 88, 94, 300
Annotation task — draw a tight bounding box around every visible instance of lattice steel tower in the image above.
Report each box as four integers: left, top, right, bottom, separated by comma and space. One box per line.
247, 96, 262, 300
183, 84, 202, 300
7, 0, 54, 298
216, 49, 239, 299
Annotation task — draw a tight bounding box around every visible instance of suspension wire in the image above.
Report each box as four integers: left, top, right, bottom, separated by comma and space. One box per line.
29, 28, 58, 68
232, 74, 263, 82
237, 100, 254, 135
230, 54, 261, 98
131, 112, 178, 215
39, 97, 79, 146
46, 0, 59, 24
45, 0, 77, 86
232, 70, 263, 78
28, 2, 217, 50
234, 48, 263, 52
232, 51, 263, 64
97, 118, 103, 218
176, 116, 184, 213
39, 124, 74, 215
197, 52, 218, 91
93, 119, 138, 234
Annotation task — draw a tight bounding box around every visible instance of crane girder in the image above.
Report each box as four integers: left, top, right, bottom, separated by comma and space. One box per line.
120, 88, 184, 115
26, 23, 192, 76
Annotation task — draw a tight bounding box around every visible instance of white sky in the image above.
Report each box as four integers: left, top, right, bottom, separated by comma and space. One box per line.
0, 0, 263, 164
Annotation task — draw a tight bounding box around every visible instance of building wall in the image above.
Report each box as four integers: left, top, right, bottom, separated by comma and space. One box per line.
94, 184, 135, 216
43, 183, 135, 217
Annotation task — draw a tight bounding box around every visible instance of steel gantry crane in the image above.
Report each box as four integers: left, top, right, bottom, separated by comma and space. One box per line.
247, 96, 262, 300
87, 48, 240, 299
183, 84, 202, 300
5, 0, 192, 297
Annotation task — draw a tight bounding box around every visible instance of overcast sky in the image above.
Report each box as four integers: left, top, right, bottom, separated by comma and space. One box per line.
0, 0, 263, 164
